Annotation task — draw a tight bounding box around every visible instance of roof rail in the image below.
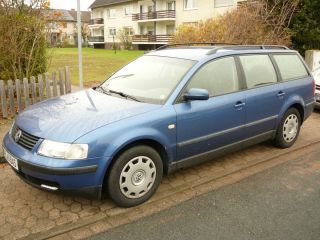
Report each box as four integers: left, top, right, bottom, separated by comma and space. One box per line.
155, 42, 237, 51
207, 45, 290, 54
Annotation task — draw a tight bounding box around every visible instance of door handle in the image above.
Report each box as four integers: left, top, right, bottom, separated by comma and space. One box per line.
277, 91, 286, 97
234, 101, 245, 108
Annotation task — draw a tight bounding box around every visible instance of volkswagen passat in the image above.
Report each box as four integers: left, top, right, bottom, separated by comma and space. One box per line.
3, 44, 315, 207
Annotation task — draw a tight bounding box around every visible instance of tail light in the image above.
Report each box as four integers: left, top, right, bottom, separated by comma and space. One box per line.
313, 79, 316, 97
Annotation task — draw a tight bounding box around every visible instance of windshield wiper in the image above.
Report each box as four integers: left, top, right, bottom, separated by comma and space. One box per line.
97, 86, 112, 95
97, 86, 141, 102
108, 89, 142, 102
110, 74, 134, 80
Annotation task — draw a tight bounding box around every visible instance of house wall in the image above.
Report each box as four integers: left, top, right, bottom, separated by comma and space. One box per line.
175, 0, 236, 26
90, 0, 241, 45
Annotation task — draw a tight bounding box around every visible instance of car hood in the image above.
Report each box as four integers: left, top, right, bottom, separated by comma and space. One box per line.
16, 89, 161, 142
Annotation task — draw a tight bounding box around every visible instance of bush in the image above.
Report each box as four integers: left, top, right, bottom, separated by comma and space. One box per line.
0, 0, 49, 80
174, 0, 299, 46
118, 28, 132, 50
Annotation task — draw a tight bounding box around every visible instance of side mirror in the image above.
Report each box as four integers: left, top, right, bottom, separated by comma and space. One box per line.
184, 88, 209, 101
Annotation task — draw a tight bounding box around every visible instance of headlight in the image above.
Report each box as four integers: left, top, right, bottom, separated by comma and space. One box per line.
38, 140, 88, 160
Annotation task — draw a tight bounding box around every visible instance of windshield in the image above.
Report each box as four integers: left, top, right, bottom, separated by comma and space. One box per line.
100, 55, 196, 104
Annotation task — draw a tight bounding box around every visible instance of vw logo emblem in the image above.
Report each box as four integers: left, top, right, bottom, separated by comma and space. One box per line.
14, 130, 22, 142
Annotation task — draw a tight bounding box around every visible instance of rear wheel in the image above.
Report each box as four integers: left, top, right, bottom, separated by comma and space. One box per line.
274, 108, 301, 148
107, 145, 163, 207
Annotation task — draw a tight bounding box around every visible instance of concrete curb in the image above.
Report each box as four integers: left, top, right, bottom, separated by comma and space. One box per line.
24, 138, 320, 240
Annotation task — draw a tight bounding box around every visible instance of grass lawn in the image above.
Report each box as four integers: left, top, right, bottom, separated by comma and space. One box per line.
48, 48, 144, 86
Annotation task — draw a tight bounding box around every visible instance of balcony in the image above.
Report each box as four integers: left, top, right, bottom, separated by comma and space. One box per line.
132, 10, 175, 22
88, 36, 104, 43
132, 35, 174, 44
89, 18, 104, 25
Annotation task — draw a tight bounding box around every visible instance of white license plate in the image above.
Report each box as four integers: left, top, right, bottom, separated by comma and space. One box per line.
3, 148, 19, 171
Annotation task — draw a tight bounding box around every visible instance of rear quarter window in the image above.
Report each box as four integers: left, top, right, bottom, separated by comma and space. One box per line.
273, 54, 309, 81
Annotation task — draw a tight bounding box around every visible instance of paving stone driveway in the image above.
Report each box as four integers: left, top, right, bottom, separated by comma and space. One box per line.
0, 113, 320, 240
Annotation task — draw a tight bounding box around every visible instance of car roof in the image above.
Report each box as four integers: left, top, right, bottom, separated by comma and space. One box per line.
145, 44, 298, 61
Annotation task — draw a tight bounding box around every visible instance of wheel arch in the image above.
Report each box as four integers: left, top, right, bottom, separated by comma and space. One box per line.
278, 96, 305, 126
102, 138, 171, 194
289, 103, 304, 123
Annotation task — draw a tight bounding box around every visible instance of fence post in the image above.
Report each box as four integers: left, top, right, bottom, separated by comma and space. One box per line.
45, 73, 51, 98
23, 78, 30, 108
65, 66, 71, 93
59, 68, 65, 95
30, 76, 37, 104
7, 80, 15, 117
0, 80, 8, 118
52, 71, 58, 97
38, 74, 44, 101
15, 79, 22, 113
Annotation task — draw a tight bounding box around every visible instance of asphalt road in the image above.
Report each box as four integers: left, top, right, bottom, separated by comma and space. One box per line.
90, 146, 320, 240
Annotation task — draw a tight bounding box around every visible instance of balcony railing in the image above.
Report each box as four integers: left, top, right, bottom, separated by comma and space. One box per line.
89, 18, 104, 25
88, 36, 104, 42
132, 10, 175, 21
132, 34, 174, 43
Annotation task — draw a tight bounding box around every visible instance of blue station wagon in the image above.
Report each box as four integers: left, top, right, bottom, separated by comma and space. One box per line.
3, 44, 315, 207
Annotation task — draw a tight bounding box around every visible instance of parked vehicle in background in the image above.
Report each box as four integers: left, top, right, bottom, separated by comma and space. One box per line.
2, 44, 315, 207
313, 67, 320, 108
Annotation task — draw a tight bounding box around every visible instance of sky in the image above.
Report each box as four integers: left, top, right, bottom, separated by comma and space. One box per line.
50, 0, 95, 10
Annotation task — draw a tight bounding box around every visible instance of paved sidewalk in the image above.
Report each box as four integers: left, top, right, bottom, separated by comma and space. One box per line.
0, 113, 319, 239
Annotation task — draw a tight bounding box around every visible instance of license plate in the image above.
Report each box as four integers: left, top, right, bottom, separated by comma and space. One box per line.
3, 148, 19, 171
316, 93, 320, 101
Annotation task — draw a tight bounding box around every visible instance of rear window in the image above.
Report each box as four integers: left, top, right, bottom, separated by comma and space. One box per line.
273, 54, 309, 81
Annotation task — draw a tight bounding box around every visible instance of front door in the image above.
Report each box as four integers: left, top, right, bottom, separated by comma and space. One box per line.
174, 56, 246, 161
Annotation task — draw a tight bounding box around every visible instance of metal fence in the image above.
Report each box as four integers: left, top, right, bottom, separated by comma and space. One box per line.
0, 66, 72, 119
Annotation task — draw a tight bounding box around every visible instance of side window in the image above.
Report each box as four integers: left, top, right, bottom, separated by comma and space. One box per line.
273, 54, 309, 81
240, 55, 278, 89
187, 57, 239, 97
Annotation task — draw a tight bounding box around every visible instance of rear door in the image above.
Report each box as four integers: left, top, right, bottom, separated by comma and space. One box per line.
239, 54, 284, 138
174, 56, 246, 161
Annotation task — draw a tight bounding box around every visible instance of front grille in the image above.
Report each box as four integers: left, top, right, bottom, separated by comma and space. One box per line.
316, 85, 320, 91
11, 125, 40, 150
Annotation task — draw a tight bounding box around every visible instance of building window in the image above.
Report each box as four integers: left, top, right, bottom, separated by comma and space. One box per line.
107, 9, 116, 18
166, 25, 175, 35
167, 1, 175, 10
147, 26, 154, 35
214, 0, 234, 8
184, 0, 197, 9
109, 28, 116, 36
124, 6, 132, 16
124, 27, 134, 36
147, 6, 154, 12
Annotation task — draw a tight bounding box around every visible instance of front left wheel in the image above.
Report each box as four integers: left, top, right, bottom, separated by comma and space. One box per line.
107, 145, 163, 208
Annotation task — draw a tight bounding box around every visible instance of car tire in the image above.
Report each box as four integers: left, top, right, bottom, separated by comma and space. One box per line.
107, 145, 163, 208
274, 108, 301, 148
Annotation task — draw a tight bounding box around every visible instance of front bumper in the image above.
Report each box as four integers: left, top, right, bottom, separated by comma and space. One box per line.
3, 133, 111, 199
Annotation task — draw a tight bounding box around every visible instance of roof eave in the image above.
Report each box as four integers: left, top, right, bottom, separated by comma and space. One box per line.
89, 0, 134, 9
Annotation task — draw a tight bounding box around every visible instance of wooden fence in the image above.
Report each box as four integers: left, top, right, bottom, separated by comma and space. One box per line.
0, 66, 72, 119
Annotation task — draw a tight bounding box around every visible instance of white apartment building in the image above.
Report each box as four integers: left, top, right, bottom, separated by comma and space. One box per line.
88, 0, 245, 49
